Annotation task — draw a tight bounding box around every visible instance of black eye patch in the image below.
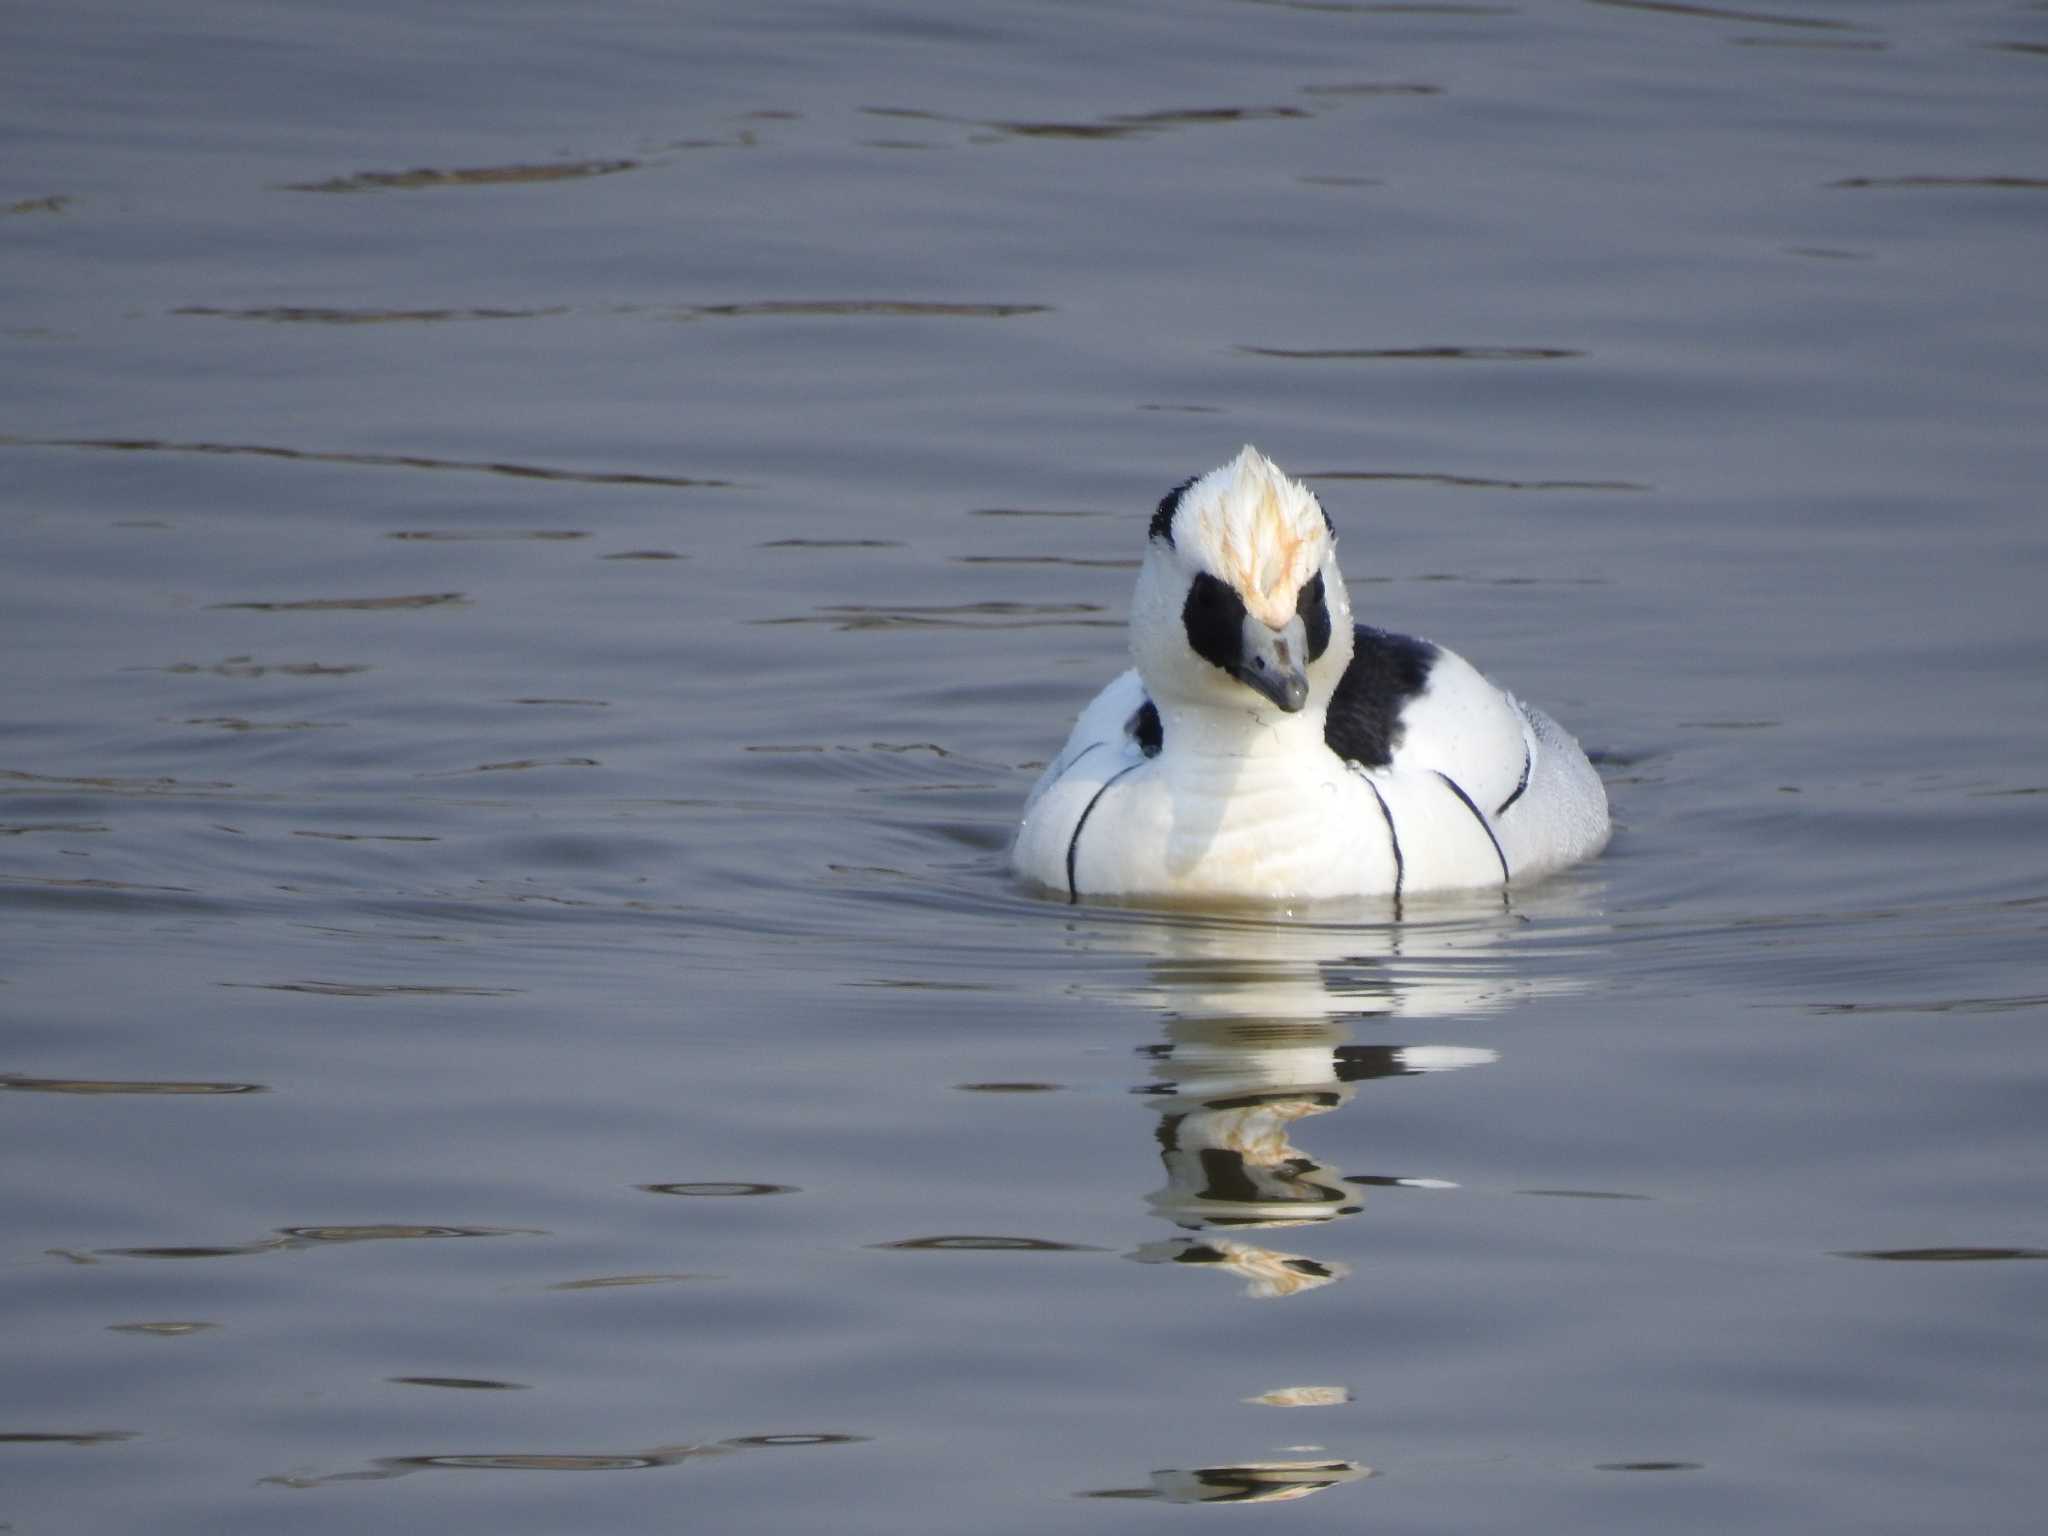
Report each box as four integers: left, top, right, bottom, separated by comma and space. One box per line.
1296, 571, 1330, 663
1182, 572, 1246, 675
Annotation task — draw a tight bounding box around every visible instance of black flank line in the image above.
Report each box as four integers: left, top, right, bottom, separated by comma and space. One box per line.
1434, 770, 1510, 886
1496, 745, 1531, 817
1066, 762, 1143, 904
1059, 740, 1105, 779
1352, 765, 1403, 905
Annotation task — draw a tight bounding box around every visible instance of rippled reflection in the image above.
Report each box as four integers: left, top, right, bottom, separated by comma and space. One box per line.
97, 1223, 540, 1261
267, 1432, 867, 1489
1082, 1458, 1371, 1503
1089, 910, 1573, 1300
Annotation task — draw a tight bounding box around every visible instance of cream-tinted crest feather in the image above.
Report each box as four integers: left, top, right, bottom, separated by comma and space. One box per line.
1187, 445, 1328, 629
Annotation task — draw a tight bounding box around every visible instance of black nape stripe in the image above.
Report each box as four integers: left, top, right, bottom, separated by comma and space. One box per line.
1149, 476, 1198, 546
1496, 744, 1531, 817
1128, 700, 1162, 757
1065, 762, 1143, 903
1434, 770, 1509, 885
1351, 765, 1403, 904
1183, 571, 1247, 677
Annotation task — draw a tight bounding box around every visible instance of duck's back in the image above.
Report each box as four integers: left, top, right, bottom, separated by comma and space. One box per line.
1340, 626, 1608, 886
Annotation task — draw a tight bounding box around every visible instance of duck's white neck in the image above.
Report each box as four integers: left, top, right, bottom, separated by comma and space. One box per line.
1155, 699, 1332, 765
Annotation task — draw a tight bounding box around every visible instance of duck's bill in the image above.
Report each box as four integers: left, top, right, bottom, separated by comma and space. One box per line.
1231, 614, 1311, 713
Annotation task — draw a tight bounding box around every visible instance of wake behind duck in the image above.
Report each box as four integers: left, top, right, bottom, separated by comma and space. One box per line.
1012, 446, 1609, 904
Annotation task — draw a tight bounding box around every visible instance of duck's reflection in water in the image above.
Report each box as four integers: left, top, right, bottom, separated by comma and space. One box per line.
1106, 913, 1556, 1301
1067, 908, 1579, 1506
1132, 1012, 1494, 1297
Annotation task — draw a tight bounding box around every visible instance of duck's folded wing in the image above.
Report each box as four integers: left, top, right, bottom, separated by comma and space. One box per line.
1012, 670, 1150, 892
1379, 640, 1534, 819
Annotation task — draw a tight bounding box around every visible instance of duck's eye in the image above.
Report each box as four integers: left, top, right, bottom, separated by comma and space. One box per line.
1296, 571, 1331, 663
1182, 571, 1248, 674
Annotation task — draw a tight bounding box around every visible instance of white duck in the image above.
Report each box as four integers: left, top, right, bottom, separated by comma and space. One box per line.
1012, 446, 1609, 904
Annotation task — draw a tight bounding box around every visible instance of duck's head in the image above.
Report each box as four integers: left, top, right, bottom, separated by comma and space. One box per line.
1131, 446, 1353, 719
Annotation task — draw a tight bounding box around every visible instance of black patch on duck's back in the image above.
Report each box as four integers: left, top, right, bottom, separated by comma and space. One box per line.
1325, 625, 1437, 768
1149, 476, 1198, 545
1128, 699, 1162, 757
1182, 571, 1248, 677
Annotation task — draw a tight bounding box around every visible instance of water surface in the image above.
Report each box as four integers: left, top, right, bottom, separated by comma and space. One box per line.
4, 2, 2046, 1531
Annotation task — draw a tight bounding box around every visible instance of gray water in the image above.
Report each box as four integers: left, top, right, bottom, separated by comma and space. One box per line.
5, 1, 2047, 1530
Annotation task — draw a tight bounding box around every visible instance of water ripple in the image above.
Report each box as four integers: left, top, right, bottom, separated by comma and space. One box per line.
1587, 0, 1861, 30
0, 436, 734, 489
686, 299, 1048, 319
1837, 1247, 2048, 1263
176, 305, 569, 324
1240, 344, 1581, 361
1831, 176, 2048, 191
282, 159, 641, 193
1, 1074, 266, 1095
872, 1234, 1103, 1251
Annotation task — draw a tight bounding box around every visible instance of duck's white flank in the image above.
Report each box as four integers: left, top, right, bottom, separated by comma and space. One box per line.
1012, 446, 1609, 904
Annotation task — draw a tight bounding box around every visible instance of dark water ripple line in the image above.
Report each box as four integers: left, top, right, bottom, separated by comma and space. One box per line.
99, 1223, 544, 1261
0, 436, 736, 490
1240, 344, 1582, 362
137, 659, 371, 678
872, 1234, 1105, 1252
292, 830, 440, 843
1805, 994, 2048, 1016
415, 756, 603, 777
758, 537, 903, 549
266, 1433, 867, 1487
546, 1273, 708, 1291
1234, 2, 1513, 16
0, 873, 199, 896
1, 1074, 266, 1095
282, 159, 642, 193
220, 980, 520, 998
388, 529, 589, 542
1837, 1248, 2048, 1263
864, 103, 1311, 143
1300, 81, 1442, 96
638, 1181, 798, 1198
0, 1430, 138, 1446
1830, 176, 2048, 191
1517, 1188, 1656, 1201
209, 593, 465, 613
2, 768, 234, 793
180, 715, 344, 731
176, 305, 570, 324
1596, 1461, 1705, 1472
1587, 0, 1862, 30
684, 299, 1049, 319
1304, 469, 1650, 492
